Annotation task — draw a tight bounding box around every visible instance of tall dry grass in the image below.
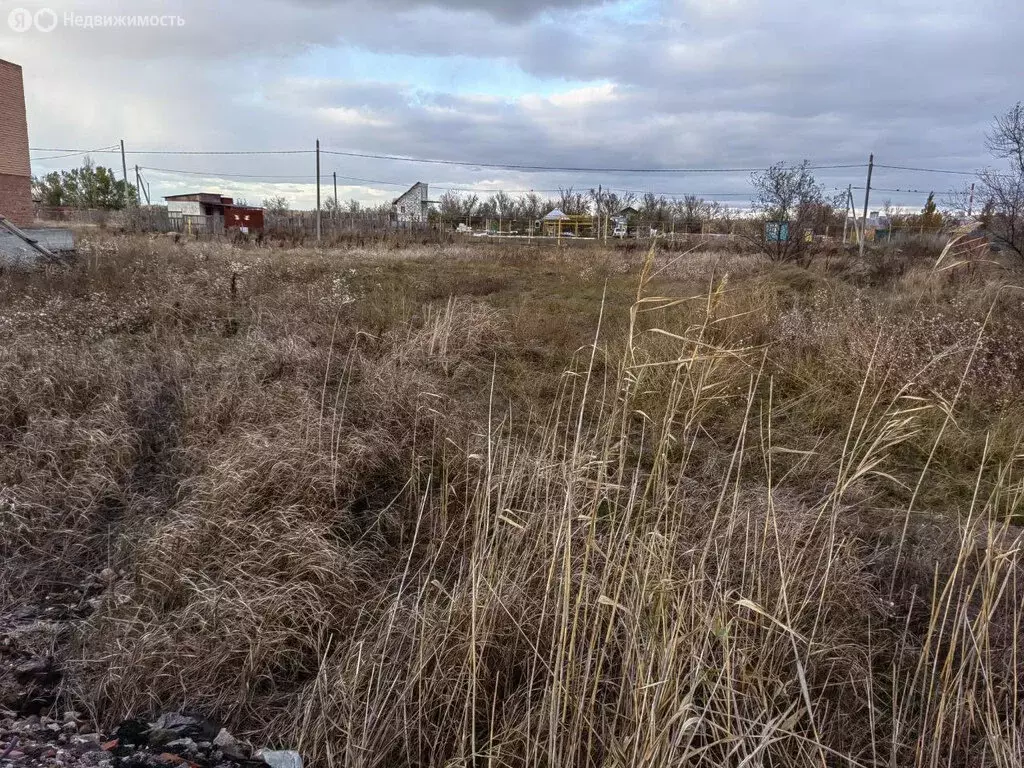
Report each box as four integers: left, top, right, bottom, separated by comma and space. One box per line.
0, 235, 1022, 766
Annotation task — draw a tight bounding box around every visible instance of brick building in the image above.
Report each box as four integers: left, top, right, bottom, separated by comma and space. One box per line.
165, 193, 264, 233
0, 60, 33, 226
392, 182, 429, 226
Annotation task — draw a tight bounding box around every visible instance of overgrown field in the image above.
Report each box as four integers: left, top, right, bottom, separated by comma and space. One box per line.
1, 234, 1023, 766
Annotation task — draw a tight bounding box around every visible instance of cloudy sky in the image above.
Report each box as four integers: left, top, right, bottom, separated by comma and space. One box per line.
2, 0, 1021, 210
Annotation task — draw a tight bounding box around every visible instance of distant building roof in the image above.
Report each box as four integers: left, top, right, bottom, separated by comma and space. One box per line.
165, 193, 225, 203
164, 193, 261, 210
393, 182, 427, 205
543, 208, 569, 220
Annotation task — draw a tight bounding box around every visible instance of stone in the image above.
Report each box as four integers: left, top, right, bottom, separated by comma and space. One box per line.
165, 737, 198, 755
147, 714, 217, 746
256, 749, 303, 768
212, 729, 248, 760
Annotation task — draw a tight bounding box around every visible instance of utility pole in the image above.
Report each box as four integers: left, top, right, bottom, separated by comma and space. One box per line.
315, 139, 321, 244
135, 165, 150, 205
968, 182, 975, 217
859, 153, 873, 260
842, 184, 851, 244
333, 171, 338, 229
120, 140, 130, 209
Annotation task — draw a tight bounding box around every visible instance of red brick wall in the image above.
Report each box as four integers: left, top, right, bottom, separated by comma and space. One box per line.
0, 174, 33, 225
0, 59, 33, 226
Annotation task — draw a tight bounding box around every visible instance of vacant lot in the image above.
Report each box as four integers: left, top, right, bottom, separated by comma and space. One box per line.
1, 234, 1023, 767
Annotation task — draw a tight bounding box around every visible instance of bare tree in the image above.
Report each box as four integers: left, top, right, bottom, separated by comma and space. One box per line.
749, 161, 830, 262
675, 195, 712, 234
589, 186, 631, 239
323, 195, 341, 222
558, 187, 589, 216
986, 102, 1024, 175
438, 190, 479, 224
489, 190, 516, 233
973, 103, 1024, 257
438, 190, 462, 218
262, 196, 289, 215
477, 198, 497, 218
491, 190, 514, 218
518, 192, 543, 222
978, 170, 1024, 255
639, 193, 670, 232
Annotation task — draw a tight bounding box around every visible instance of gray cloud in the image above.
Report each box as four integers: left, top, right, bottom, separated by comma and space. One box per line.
294, 0, 609, 21
2, 0, 1020, 209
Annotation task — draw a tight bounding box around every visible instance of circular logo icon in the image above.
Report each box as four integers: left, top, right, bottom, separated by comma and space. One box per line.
7, 8, 33, 32
34, 8, 58, 32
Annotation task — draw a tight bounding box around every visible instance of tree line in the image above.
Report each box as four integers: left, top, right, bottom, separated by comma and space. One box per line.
33, 158, 136, 210
28, 102, 1024, 262
431, 187, 730, 233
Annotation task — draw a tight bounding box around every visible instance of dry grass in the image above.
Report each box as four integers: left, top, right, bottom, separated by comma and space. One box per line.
1, 234, 1023, 766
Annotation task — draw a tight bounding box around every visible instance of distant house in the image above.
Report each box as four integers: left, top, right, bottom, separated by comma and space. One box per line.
611, 206, 640, 237
165, 193, 264, 234
845, 210, 890, 242
393, 182, 429, 226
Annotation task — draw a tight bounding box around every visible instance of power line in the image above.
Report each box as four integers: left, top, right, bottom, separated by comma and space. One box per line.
851, 186, 941, 194
29, 144, 866, 175
321, 148, 866, 174
874, 163, 978, 176
33, 143, 1012, 181
142, 165, 316, 180
141, 166, 431, 189
30, 145, 120, 161
31, 147, 312, 156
